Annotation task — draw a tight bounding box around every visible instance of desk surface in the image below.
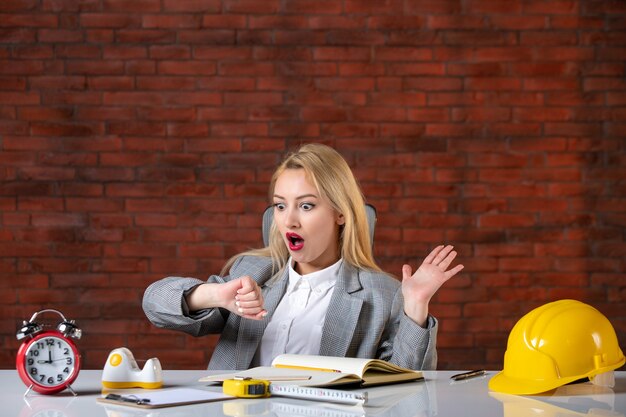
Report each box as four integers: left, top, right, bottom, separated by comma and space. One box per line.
4, 369, 625, 417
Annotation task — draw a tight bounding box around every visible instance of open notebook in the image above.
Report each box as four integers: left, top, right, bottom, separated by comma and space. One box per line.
200, 354, 423, 387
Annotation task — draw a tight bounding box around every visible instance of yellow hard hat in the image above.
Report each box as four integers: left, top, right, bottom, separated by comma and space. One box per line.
489, 299, 625, 395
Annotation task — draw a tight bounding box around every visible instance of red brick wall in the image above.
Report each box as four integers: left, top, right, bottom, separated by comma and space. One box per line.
1, 1, 624, 371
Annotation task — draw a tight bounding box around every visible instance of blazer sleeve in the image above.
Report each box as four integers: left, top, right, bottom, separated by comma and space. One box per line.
382, 286, 439, 370
142, 255, 276, 337
142, 273, 231, 337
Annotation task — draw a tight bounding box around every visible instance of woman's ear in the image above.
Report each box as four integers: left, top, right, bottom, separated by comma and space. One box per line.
336, 212, 345, 226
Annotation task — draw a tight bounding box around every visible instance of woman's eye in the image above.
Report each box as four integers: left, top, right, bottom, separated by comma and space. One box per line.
274, 203, 286, 211
300, 203, 315, 211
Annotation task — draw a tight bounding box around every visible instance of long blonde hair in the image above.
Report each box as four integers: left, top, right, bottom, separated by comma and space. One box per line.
221, 143, 380, 275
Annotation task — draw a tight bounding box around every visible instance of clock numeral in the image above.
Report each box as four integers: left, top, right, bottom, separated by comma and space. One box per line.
36, 342, 44, 349
30, 367, 38, 375
39, 374, 46, 382
47, 376, 54, 384
29, 349, 40, 357
27, 358, 34, 366
63, 367, 70, 374
63, 348, 69, 355
57, 374, 63, 382
66, 357, 73, 365
46, 338, 55, 346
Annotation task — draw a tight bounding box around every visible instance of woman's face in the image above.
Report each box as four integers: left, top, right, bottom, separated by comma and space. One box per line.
273, 168, 344, 275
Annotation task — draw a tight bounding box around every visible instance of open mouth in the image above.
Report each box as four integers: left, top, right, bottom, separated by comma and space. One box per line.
286, 232, 304, 251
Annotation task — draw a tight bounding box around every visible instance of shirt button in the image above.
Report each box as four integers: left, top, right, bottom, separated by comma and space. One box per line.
281, 324, 287, 330
314, 288, 321, 294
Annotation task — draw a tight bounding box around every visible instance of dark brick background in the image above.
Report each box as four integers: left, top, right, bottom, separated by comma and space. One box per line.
1, 0, 624, 371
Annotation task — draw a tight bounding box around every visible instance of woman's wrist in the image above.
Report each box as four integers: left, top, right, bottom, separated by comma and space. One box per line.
185, 283, 224, 311
404, 303, 429, 328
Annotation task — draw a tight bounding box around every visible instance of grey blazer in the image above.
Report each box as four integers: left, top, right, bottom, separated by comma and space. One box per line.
142, 256, 438, 370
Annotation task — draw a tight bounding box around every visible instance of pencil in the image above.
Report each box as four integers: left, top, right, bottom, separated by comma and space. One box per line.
274, 364, 342, 373
238, 375, 312, 381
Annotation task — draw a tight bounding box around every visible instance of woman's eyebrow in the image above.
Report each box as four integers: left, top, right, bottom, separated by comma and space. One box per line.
273, 193, 318, 200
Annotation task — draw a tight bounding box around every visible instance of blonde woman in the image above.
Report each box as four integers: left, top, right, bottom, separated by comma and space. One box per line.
143, 143, 463, 370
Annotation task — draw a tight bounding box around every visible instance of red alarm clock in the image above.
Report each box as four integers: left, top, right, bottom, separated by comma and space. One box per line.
16, 309, 82, 396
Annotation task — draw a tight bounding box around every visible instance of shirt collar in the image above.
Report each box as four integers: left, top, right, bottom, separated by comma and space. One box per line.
287, 257, 341, 292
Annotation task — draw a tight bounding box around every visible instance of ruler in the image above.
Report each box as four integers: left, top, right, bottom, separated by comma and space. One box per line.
269, 384, 368, 405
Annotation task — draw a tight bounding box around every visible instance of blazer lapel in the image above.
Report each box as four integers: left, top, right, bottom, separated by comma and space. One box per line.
234, 269, 288, 369
319, 262, 363, 357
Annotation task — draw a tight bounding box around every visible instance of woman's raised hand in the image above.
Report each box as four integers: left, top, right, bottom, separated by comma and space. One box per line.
401, 245, 464, 327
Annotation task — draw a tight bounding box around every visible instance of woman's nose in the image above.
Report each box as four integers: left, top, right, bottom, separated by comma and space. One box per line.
284, 208, 300, 228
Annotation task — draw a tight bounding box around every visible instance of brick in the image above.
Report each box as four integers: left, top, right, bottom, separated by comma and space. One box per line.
187, 139, 244, 153
148, 45, 191, 59
38, 29, 84, 43
103, 0, 160, 12
122, 138, 183, 152
116, 29, 176, 44
208, 122, 266, 137
352, 107, 408, 122
314, 46, 370, 61
520, 31, 578, 46
524, 0, 578, 14
452, 108, 511, 122
66, 60, 124, 75
367, 16, 426, 30
490, 15, 546, 29
344, 0, 402, 13
404, 77, 462, 91
515, 108, 573, 121
308, 16, 365, 30
0, 1, 38, 12
138, 167, 196, 182
0, 13, 57, 28
80, 13, 141, 28
550, 15, 604, 29
0, 91, 39, 105
248, 106, 295, 121
164, 122, 207, 138
100, 152, 160, 166
177, 29, 234, 44
157, 60, 217, 76
465, 77, 522, 91
76, 107, 134, 121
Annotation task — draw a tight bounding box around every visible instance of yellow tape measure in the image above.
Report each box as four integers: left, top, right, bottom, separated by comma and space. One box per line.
223, 377, 271, 398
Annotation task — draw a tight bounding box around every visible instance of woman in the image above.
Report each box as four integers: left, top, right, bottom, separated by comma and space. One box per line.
142, 143, 463, 370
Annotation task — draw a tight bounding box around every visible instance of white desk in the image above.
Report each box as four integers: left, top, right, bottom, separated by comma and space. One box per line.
5, 369, 625, 417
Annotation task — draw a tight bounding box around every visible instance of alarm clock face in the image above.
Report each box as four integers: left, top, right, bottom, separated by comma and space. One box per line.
17, 332, 80, 394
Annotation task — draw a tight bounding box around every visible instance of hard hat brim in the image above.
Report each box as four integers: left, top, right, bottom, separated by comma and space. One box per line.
489, 354, 625, 395
488, 371, 582, 395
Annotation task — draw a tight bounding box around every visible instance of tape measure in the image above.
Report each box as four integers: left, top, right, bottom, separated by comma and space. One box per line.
223, 377, 271, 398
223, 377, 368, 405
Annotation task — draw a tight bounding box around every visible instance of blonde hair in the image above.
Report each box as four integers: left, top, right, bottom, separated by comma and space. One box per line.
221, 143, 380, 275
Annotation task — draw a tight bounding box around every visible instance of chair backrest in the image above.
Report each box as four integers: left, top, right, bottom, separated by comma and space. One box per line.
262, 203, 377, 247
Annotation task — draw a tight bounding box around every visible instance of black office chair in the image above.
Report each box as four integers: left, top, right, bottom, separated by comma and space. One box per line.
262, 203, 377, 247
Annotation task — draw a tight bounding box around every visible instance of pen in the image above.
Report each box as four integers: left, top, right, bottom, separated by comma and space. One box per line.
450, 370, 486, 381
105, 393, 151, 405
274, 364, 342, 373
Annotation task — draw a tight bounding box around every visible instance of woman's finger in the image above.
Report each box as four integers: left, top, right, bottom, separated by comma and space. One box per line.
422, 245, 444, 264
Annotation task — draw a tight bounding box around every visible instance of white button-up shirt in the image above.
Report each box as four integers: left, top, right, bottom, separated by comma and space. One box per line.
253, 258, 341, 366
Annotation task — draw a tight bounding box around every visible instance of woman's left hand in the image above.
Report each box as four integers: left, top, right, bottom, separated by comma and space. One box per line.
401, 245, 464, 327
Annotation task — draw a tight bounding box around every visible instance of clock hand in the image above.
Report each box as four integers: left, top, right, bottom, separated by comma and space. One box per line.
36, 351, 54, 364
